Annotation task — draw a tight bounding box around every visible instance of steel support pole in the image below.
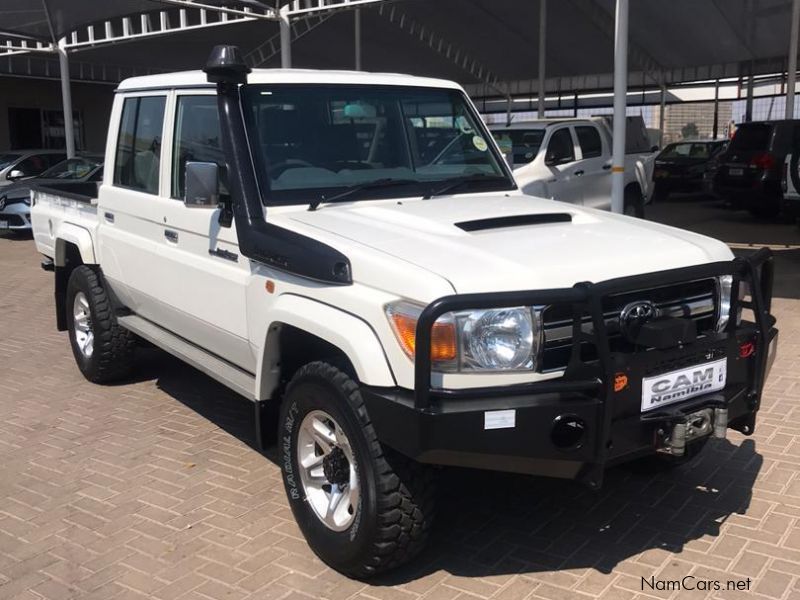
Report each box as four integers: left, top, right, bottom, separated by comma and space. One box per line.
537, 0, 546, 118
659, 82, 666, 147
786, 0, 800, 119
745, 70, 754, 122
713, 78, 720, 138
610, 0, 629, 215
279, 6, 292, 68
354, 8, 362, 70
57, 38, 75, 159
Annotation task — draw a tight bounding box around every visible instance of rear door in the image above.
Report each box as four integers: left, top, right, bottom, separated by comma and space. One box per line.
574, 124, 611, 209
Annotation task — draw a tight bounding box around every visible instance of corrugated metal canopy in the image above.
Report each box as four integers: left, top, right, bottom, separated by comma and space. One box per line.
0, 0, 797, 92
0, 0, 273, 41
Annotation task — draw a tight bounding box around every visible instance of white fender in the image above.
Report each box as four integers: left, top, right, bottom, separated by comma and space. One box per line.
55, 223, 97, 266
256, 294, 396, 400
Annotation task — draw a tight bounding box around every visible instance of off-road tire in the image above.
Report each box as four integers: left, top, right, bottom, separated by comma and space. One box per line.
279, 361, 435, 579
66, 265, 135, 383
624, 185, 645, 218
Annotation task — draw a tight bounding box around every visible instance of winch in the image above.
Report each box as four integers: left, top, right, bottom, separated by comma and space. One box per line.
655, 407, 728, 457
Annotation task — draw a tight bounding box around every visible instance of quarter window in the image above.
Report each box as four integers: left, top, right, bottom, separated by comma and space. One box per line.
576, 126, 602, 159
113, 96, 166, 194
172, 95, 226, 199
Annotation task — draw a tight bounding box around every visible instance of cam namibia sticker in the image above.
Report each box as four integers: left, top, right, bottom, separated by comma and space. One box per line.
472, 135, 488, 152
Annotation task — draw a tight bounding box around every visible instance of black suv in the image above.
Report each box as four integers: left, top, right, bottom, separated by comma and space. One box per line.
713, 119, 800, 217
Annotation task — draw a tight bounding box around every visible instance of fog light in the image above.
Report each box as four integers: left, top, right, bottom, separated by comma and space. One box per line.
551, 415, 586, 450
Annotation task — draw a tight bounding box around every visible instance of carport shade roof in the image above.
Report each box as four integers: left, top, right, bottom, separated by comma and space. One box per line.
0, 0, 798, 90
0, 0, 272, 41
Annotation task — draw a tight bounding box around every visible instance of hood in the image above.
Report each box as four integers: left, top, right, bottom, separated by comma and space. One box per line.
286, 194, 734, 294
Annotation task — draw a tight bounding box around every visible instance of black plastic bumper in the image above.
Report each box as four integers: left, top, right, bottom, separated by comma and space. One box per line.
363, 249, 777, 489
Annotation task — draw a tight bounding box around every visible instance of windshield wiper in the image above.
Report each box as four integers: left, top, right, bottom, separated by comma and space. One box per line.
308, 178, 420, 211
423, 173, 509, 199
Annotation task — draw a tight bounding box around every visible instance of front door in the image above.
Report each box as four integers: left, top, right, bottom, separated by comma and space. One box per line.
541, 126, 583, 204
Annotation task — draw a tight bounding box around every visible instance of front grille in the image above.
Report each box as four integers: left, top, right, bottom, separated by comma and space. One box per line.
540, 279, 717, 372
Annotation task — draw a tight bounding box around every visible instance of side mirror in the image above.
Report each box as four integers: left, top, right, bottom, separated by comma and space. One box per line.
545, 153, 559, 167
650, 145, 660, 152
184, 161, 219, 208
7, 169, 26, 181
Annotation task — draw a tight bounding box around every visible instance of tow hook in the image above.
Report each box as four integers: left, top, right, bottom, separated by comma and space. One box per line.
656, 407, 725, 457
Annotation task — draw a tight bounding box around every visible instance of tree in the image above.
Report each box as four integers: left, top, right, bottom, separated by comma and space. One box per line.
681, 122, 699, 139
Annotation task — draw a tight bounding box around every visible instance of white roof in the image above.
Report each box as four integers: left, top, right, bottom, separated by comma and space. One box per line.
117, 68, 463, 92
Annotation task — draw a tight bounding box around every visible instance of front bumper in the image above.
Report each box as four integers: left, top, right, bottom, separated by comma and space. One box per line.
363, 250, 778, 489
0, 201, 32, 230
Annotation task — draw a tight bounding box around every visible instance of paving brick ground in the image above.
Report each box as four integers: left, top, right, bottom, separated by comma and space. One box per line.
0, 196, 799, 600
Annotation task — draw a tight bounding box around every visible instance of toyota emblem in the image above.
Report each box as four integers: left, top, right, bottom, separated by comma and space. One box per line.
620, 300, 659, 339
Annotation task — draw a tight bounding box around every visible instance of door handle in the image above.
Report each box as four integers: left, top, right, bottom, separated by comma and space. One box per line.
602, 164, 612, 170
164, 229, 178, 243
104, 212, 114, 223
574, 170, 585, 176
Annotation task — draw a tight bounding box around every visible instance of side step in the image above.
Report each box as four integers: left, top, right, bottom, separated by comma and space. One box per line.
117, 314, 257, 401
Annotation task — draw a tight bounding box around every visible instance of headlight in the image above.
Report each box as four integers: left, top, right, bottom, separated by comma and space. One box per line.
23, 196, 31, 206
716, 275, 748, 331
385, 301, 541, 372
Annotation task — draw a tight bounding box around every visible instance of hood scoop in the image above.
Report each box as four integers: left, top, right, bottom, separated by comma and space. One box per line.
455, 213, 572, 232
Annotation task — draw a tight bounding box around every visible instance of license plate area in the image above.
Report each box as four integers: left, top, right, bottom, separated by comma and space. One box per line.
0, 220, 7, 229
729, 167, 744, 176
641, 358, 727, 412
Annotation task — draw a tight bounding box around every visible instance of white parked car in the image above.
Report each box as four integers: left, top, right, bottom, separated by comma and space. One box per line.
490, 117, 656, 215
31, 46, 778, 579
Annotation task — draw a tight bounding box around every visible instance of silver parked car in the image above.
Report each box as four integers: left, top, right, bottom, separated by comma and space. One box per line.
0, 150, 66, 189
0, 154, 102, 232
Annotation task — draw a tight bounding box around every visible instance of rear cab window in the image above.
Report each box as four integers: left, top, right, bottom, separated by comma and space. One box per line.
113, 95, 167, 194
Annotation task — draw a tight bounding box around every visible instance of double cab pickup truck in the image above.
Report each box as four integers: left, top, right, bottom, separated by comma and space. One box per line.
31, 46, 778, 578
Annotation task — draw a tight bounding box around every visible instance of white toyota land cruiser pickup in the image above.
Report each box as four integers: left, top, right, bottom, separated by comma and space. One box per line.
31, 46, 778, 579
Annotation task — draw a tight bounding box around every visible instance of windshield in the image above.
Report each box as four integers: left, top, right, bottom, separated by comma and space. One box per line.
492, 129, 545, 165
0, 153, 21, 171
729, 124, 772, 152
243, 84, 514, 204
41, 157, 102, 179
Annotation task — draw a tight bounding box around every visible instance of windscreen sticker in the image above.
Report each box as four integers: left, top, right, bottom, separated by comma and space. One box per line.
472, 135, 488, 152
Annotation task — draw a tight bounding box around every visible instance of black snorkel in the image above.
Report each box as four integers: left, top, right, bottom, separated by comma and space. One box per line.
204, 45, 352, 285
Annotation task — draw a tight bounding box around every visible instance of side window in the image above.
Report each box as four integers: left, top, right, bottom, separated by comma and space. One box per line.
545, 128, 575, 165
172, 95, 226, 199
113, 96, 166, 194
575, 126, 602, 159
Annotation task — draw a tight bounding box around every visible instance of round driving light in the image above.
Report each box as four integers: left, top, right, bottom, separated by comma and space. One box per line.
551, 415, 586, 450
463, 308, 535, 370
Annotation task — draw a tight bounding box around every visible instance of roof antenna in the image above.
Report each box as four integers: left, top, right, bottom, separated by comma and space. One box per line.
204, 45, 251, 84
